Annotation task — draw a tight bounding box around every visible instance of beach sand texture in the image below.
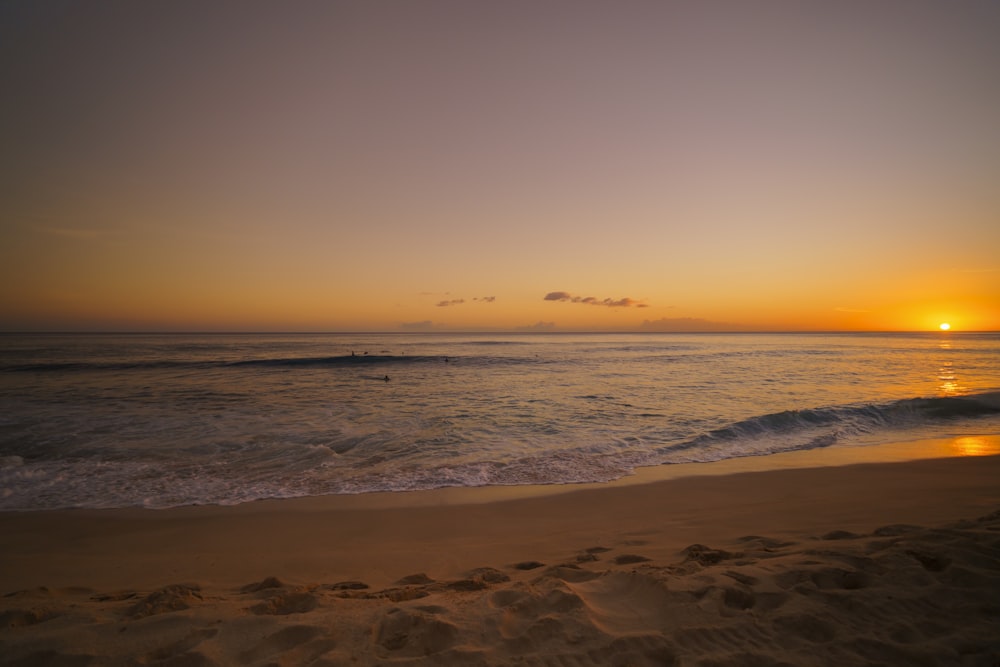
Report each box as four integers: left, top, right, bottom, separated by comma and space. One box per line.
2, 455, 999, 666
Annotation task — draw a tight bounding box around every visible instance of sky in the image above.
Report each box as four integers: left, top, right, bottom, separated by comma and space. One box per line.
1, 0, 998, 332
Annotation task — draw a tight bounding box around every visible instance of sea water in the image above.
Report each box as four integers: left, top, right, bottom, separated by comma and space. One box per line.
1, 332, 999, 510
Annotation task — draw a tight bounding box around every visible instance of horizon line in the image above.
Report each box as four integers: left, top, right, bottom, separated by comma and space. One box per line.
0, 329, 992, 336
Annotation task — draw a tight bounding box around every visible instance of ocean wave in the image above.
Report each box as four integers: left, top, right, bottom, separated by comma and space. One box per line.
1, 354, 452, 373
664, 392, 1000, 458
2, 392, 999, 511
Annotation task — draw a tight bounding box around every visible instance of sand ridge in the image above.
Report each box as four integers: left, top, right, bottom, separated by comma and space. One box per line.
2, 510, 999, 666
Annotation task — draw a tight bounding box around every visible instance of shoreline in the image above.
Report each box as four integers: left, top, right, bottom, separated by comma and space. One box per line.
2, 437, 998, 592
2, 440, 999, 665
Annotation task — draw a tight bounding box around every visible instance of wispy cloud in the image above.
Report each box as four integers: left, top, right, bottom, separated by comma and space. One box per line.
517, 321, 556, 331
400, 320, 435, 330
436, 296, 496, 307
543, 291, 648, 308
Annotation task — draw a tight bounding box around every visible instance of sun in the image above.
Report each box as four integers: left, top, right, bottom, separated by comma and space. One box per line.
939, 322, 951, 331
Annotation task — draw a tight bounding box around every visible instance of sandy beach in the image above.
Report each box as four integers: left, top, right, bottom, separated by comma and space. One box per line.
2, 443, 999, 666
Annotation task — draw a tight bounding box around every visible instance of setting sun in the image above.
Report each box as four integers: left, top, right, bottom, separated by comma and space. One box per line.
940, 322, 952, 331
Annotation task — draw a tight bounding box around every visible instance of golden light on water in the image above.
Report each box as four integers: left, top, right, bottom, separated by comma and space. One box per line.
939, 322, 951, 331
949, 437, 1000, 457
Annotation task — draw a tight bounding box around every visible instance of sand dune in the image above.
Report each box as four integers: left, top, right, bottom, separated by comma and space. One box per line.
2, 453, 999, 665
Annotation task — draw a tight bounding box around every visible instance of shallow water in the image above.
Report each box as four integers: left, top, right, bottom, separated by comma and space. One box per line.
2, 332, 999, 509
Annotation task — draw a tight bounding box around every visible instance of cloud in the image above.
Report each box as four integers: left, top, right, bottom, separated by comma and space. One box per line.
543, 291, 647, 308
517, 321, 556, 331
436, 296, 495, 306
639, 317, 745, 332
400, 320, 435, 330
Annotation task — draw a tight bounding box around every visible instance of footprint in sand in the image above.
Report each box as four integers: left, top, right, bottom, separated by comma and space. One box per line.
125, 584, 202, 619
375, 608, 458, 658
249, 591, 319, 615
512, 560, 545, 571
613, 554, 651, 565
395, 572, 435, 585
565, 572, 673, 635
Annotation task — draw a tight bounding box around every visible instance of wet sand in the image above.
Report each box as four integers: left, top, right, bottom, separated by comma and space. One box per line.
2, 441, 999, 666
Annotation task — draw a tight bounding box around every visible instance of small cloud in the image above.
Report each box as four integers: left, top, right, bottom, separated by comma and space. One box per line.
543, 291, 647, 308
434, 296, 495, 307
835, 307, 870, 313
639, 317, 744, 332
400, 320, 435, 331
518, 321, 556, 331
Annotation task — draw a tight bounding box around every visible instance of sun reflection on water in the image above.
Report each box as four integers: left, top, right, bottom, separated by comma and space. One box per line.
937, 361, 960, 396
949, 436, 1000, 457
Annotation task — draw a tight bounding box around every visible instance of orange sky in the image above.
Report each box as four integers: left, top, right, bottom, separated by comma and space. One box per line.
1, 1, 998, 332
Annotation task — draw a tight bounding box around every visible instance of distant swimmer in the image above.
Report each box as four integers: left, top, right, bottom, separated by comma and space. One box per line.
384, 375, 390, 382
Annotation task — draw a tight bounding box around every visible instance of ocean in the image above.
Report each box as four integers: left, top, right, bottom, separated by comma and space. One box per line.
1, 332, 999, 511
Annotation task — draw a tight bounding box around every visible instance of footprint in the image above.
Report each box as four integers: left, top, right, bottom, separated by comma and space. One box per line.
375, 608, 458, 657
367, 587, 430, 602
682, 544, 738, 566
614, 554, 651, 565
250, 591, 318, 615
240, 576, 284, 593
512, 561, 545, 571
567, 572, 672, 635
489, 588, 531, 609
322, 581, 369, 591
126, 584, 202, 619
464, 567, 511, 584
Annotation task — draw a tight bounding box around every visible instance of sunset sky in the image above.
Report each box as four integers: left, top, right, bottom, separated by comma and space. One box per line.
1, 0, 998, 332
